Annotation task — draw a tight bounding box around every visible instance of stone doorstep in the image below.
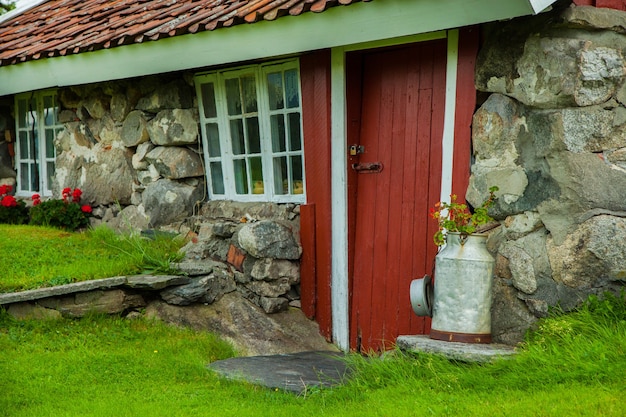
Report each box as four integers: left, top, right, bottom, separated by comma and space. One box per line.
396, 335, 517, 363
0, 275, 187, 305
208, 351, 350, 394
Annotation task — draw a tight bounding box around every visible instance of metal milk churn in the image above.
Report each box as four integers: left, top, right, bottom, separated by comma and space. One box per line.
429, 232, 495, 344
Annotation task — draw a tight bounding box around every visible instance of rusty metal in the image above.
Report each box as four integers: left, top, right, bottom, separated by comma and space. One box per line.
429, 329, 492, 344
351, 162, 383, 173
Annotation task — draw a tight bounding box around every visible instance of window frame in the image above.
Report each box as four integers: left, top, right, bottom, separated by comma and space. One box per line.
14, 90, 62, 197
194, 59, 306, 203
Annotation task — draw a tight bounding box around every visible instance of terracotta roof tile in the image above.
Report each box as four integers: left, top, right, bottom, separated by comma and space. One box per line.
0, 0, 368, 67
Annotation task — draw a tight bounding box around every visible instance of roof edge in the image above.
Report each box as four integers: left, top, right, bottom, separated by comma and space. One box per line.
528, 0, 557, 14
0, 0, 49, 25
0, 0, 558, 96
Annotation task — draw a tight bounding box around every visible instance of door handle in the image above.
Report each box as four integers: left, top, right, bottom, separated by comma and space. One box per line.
351, 162, 383, 173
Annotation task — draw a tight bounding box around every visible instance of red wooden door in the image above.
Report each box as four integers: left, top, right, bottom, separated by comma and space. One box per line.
348, 41, 447, 352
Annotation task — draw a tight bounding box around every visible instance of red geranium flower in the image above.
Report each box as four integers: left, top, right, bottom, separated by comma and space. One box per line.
72, 188, 82, 202
32, 194, 41, 206
81, 205, 92, 214
1, 195, 17, 208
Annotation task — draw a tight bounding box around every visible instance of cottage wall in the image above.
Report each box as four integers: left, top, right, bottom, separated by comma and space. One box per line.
472, 3, 626, 343
0, 73, 303, 315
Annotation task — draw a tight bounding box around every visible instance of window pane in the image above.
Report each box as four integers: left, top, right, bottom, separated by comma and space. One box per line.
17, 98, 29, 128
206, 123, 221, 157
267, 72, 284, 110
246, 117, 260, 154
233, 159, 248, 194
285, 69, 299, 108
290, 155, 303, 194
19, 131, 29, 158
30, 163, 39, 192
45, 129, 55, 158
46, 161, 55, 191
273, 156, 287, 195
43, 96, 56, 126
288, 112, 302, 151
33, 129, 39, 159
210, 162, 225, 195
242, 75, 257, 113
20, 163, 29, 191
200, 83, 217, 118
230, 119, 245, 155
270, 115, 286, 153
250, 157, 264, 194
225, 78, 241, 116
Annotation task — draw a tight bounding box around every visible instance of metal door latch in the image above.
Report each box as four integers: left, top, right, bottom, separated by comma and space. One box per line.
351, 162, 383, 173
349, 144, 365, 156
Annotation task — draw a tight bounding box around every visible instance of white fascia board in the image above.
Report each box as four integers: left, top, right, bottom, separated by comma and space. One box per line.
528, 0, 558, 14
0, 0, 548, 96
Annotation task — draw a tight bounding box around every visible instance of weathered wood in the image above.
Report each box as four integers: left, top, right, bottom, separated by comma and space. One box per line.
300, 50, 333, 339
348, 40, 447, 352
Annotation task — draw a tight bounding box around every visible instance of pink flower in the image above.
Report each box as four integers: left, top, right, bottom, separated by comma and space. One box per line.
81, 205, 92, 214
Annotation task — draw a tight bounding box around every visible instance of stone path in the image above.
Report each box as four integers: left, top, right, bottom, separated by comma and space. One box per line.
208, 351, 350, 394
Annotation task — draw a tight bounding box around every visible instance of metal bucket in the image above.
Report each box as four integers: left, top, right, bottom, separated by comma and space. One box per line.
430, 232, 494, 344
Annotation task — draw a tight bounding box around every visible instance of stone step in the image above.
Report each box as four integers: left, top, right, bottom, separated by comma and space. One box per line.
0, 275, 188, 305
208, 351, 349, 394
396, 335, 516, 363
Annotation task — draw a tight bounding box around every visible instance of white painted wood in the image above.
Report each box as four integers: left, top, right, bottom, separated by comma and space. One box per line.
439, 30, 459, 213
1, 0, 555, 96
528, 0, 557, 14
330, 46, 350, 352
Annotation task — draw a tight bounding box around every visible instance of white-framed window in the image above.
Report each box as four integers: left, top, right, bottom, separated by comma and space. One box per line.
14, 90, 62, 197
194, 60, 305, 203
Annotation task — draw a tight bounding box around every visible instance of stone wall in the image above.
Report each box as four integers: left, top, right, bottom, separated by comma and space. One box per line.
54, 74, 204, 230
471, 3, 626, 344
174, 200, 302, 313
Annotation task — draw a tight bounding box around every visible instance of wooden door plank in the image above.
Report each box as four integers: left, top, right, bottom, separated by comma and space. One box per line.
299, 203, 316, 319
383, 47, 412, 348
350, 53, 383, 351
398, 43, 426, 336
300, 50, 332, 339
368, 51, 397, 351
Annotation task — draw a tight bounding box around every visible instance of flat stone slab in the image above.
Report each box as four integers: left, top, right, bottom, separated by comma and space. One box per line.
125, 275, 190, 290
0, 277, 128, 305
397, 335, 517, 363
208, 351, 351, 394
0, 275, 192, 305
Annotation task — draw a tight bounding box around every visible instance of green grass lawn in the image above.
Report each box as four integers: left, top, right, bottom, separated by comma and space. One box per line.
0, 224, 185, 293
1, 297, 624, 416
0, 225, 625, 416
